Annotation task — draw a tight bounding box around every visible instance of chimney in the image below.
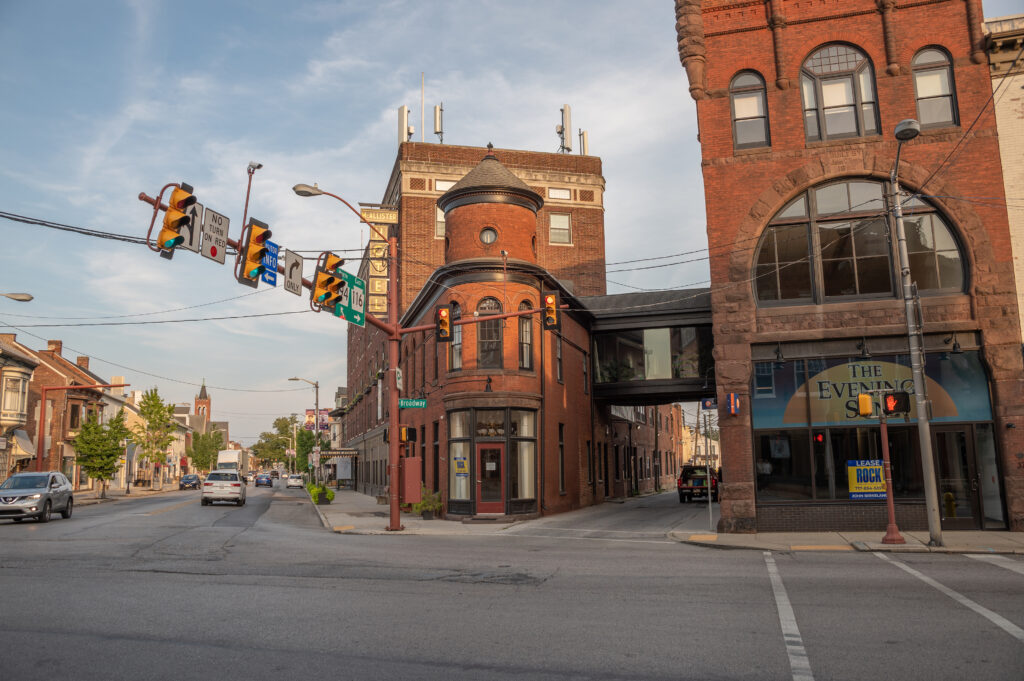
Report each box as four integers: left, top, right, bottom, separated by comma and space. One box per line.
76, 356, 90, 371
111, 376, 126, 395
0, 333, 16, 344
47, 340, 62, 355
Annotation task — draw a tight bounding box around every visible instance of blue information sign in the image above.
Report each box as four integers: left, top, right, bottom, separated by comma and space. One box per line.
700, 398, 717, 410
261, 240, 279, 286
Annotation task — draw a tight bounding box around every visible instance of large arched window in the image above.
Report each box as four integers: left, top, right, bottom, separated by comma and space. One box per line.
754, 179, 966, 305
913, 47, 958, 129
449, 303, 462, 371
518, 300, 533, 370
800, 44, 878, 141
477, 298, 503, 369
730, 71, 770, 149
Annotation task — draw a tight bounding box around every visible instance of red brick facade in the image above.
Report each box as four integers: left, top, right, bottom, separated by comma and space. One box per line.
678, 0, 1024, 532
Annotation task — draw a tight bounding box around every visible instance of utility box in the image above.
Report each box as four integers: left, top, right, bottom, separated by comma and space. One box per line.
402, 456, 422, 504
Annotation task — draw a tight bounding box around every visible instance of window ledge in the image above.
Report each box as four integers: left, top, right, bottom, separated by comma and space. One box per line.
805, 134, 883, 150
734, 145, 772, 157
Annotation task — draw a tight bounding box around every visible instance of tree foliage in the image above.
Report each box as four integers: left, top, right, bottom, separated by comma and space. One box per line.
186, 430, 223, 472
73, 408, 129, 498
130, 389, 176, 466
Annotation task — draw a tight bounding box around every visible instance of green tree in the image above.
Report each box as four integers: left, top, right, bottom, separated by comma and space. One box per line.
73, 409, 129, 499
251, 415, 306, 471
130, 388, 176, 488
186, 430, 223, 473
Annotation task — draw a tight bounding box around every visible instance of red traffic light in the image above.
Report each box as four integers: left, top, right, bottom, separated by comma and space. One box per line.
813, 432, 825, 444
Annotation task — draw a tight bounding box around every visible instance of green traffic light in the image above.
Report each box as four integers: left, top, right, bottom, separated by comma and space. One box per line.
247, 266, 264, 278
163, 236, 184, 249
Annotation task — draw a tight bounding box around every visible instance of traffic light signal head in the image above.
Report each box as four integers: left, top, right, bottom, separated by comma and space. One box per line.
322, 253, 344, 274
237, 218, 272, 287
542, 291, 561, 330
436, 305, 452, 342
857, 393, 873, 417
310, 252, 346, 311
157, 185, 196, 251
883, 391, 911, 415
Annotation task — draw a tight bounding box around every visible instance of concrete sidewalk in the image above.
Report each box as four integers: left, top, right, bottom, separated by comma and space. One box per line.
670, 529, 1024, 554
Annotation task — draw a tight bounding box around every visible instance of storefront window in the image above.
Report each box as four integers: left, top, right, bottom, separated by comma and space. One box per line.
510, 410, 535, 437
976, 424, 1006, 529
449, 410, 470, 438
448, 441, 470, 500
475, 410, 505, 437
509, 440, 536, 500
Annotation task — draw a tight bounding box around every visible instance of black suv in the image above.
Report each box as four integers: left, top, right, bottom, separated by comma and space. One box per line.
677, 465, 718, 503
179, 474, 201, 490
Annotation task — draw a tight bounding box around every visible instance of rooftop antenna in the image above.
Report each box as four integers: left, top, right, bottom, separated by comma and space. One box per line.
556, 104, 572, 153
398, 105, 414, 145
420, 72, 425, 142
434, 103, 444, 144
578, 129, 589, 155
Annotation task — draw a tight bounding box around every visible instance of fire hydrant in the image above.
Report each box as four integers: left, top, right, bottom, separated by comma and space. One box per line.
943, 491, 956, 518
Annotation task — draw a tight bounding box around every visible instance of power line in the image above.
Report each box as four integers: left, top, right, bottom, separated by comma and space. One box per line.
0, 309, 313, 328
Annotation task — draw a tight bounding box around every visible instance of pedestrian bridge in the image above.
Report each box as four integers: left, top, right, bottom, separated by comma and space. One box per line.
578, 289, 715, 405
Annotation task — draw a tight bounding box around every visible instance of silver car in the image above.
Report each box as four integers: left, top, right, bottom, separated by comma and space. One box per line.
201, 471, 246, 506
0, 471, 74, 523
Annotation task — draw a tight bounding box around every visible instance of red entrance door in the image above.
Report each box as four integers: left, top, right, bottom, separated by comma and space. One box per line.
476, 443, 504, 514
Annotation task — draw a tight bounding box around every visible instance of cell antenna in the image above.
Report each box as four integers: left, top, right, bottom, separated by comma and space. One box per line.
434, 103, 444, 144
556, 104, 573, 153
398, 105, 410, 144
579, 129, 589, 155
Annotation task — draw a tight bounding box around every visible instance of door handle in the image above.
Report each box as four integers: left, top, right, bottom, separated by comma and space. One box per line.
971, 478, 978, 492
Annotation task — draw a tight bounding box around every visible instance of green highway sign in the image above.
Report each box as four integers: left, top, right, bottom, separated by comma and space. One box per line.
399, 398, 426, 409
333, 269, 367, 327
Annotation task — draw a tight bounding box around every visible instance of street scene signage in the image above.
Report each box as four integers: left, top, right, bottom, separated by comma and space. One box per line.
200, 208, 229, 264
333, 269, 367, 327
399, 398, 426, 408
261, 240, 279, 286
283, 249, 303, 296
359, 208, 398, 224
181, 202, 203, 252
847, 460, 886, 499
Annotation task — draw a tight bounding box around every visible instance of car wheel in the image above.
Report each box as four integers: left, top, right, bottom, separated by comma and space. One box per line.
201, 498, 208, 506
12, 518, 23, 522
61, 498, 73, 519
678, 492, 685, 503
37, 501, 51, 523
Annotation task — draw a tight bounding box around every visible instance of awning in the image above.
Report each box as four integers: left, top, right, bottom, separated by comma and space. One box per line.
9, 429, 35, 460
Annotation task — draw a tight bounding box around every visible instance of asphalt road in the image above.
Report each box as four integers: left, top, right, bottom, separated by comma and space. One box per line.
1, 486, 1021, 680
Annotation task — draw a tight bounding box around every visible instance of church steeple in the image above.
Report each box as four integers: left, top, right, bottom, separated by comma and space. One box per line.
195, 380, 210, 421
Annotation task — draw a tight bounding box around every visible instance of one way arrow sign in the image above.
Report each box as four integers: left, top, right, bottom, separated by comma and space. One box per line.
180, 202, 203, 252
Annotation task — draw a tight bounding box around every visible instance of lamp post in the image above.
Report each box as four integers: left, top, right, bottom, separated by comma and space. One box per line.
890, 118, 942, 547
1, 293, 33, 302
289, 377, 320, 484
293, 182, 405, 531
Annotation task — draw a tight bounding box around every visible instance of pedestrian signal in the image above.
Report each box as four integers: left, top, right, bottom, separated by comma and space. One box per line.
436, 305, 452, 342
157, 183, 196, 252
857, 393, 873, 417
883, 391, 911, 415
236, 218, 272, 288
542, 291, 561, 330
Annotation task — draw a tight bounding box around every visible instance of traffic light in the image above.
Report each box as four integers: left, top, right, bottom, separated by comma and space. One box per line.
157, 184, 196, 253
236, 218, 272, 288
310, 253, 346, 311
883, 391, 911, 415
436, 305, 452, 342
383, 426, 417, 443
857, 393, 873, 417
542, 291, 561, 330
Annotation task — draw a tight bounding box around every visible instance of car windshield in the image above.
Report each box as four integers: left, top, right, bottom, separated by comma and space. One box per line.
183, 475, 197, 480
1, 475, 48, 489
289, 475, 301, 480
206, 472, 237, 481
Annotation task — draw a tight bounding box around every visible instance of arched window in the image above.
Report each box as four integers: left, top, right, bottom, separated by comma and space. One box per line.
800, 44, 878, 141
913, 47, 957, 128
518, 300, 533, 370
477, 298, 503, 369
449, 303, 462, 371
730, 71, 770, 149
754, 179, 965, 305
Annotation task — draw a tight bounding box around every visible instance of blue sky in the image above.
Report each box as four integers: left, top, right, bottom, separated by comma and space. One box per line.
1, 1, 1019, 444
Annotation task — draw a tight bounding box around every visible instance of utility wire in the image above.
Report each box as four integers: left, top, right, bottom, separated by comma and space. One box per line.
0, 309, 312, 328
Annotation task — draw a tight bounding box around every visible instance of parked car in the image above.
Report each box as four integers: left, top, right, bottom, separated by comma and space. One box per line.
0, 471, 74, 523
286, 474, 304, 489
201, 471, 247, 506
255, 474, 273, 487
179, 474, 201, 490
678, 465, 718, 503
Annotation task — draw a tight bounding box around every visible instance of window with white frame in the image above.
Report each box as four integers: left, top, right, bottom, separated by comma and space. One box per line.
550, 213, 571, 244
913, 48, 957, 129
800, 44, 879, 142
435, 206, 445, 238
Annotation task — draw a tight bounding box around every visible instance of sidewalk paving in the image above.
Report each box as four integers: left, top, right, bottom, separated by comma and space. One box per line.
313, 488, 1024, 553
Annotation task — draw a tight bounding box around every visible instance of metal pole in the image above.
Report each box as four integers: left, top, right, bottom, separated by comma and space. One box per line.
879, 413, 906, 544
314, 381, 320, 486
704, 412, 713, 532
891, 142, 943, 546
387, 227, 403, 531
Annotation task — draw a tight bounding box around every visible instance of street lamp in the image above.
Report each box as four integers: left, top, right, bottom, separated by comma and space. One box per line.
1, 293, 33, 302
890, 118, 942, 547
289, 377, 320, 483
293, 181, 403, 531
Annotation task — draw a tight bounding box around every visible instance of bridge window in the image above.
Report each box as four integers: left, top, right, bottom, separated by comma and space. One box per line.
754, 179, 965, 305
593, 326, 713, 383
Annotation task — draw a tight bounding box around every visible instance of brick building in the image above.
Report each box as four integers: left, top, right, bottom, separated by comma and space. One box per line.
341, 146, 685, 516
676, 0, 1023, 532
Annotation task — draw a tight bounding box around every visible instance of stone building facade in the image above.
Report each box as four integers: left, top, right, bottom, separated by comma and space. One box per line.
677, 0, 1023, 532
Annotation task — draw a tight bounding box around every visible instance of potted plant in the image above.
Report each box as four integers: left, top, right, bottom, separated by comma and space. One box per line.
412, 486, 443, 519
308, 483, 334, 505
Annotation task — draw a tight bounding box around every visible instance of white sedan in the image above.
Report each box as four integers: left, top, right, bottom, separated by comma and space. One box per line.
201, 471, 246, 506
286, 474, 304, 489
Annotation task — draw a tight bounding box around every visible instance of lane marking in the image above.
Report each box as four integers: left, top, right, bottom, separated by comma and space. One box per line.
144, 498, 202, 516
333, 525, 355, 532
966, 553, 1024, 577
875, 552, 1024, 643
764, 552, 815, 681
689, 534, 718, 541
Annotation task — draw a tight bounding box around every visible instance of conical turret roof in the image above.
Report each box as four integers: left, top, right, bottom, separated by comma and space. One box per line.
437, 145, 543, 214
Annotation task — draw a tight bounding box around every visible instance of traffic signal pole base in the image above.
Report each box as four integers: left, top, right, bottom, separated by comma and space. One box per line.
882, 525, 906, 545
879, 416, 906, 546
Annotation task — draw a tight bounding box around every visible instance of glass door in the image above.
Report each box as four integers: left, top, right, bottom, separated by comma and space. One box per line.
476, 444, 504, 514
932, 426, 980, 530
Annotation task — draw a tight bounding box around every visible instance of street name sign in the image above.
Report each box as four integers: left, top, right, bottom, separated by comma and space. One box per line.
399, 398, 426, 408
332, 269, 367, 327
283, 249, 303, 296
181, 202, 203, 252
261, 240, 279, 286
200, 208, 229, 264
